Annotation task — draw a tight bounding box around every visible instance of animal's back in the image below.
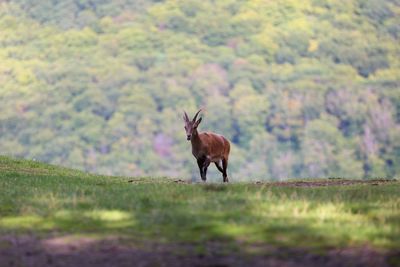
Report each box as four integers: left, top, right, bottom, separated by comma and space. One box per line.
199, 132, 230, 161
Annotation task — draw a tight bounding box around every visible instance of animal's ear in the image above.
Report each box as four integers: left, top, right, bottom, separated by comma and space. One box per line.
194, 117, 202, 127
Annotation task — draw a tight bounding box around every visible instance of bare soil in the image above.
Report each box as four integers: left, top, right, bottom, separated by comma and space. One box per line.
255, 178, 397, 187
169, 178, 398, 188
1, 235, 399, 267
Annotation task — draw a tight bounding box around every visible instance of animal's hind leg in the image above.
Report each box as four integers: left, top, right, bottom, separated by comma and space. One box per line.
222, 158, 229, 183
215, 160, 224, 173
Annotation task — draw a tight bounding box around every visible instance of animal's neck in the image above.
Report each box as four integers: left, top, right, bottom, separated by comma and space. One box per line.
191, 129, 202, 147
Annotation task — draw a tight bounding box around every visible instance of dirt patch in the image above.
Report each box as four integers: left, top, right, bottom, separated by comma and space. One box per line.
127, 178, 398, 187
255, 179, 397, 188
0, 235, 398, 267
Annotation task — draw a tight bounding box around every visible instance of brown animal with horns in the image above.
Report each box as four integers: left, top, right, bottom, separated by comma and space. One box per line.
183, 109, 231, 182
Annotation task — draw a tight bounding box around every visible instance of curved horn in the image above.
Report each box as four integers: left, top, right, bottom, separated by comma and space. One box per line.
183, 111, 189, 122
192, 109, 202, 122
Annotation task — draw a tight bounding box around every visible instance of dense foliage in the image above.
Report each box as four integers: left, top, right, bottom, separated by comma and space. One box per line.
0, 0, 399, 180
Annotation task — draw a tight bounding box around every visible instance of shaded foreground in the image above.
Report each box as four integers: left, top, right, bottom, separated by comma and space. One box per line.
1, 235, 399, 267
0, 156, 399, 266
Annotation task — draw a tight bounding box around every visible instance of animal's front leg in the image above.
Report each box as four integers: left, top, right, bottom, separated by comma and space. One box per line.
197, 158, 204, 181
202, 157, 211, 182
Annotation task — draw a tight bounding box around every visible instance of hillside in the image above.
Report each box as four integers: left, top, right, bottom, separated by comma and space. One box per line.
0, 0, 399, 179
0, 156, 399, 266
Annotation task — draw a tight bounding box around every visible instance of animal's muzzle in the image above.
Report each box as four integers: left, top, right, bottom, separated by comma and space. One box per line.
187, 135, 191, 141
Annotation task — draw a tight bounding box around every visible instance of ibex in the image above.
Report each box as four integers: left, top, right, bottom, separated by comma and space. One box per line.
183, 109, 231, 182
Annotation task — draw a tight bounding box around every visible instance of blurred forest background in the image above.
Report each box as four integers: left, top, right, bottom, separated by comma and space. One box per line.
0, 0, 399, 180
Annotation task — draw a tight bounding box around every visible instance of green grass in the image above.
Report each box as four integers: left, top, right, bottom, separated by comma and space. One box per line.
0, 156, 399, 252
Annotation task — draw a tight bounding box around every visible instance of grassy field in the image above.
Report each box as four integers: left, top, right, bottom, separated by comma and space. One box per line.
0, 156, 399, 266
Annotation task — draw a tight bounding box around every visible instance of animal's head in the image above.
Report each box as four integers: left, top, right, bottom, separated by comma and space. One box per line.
183, 109, 202, 141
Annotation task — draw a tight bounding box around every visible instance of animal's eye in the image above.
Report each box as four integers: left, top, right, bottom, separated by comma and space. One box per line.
184, 126, 187, 130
